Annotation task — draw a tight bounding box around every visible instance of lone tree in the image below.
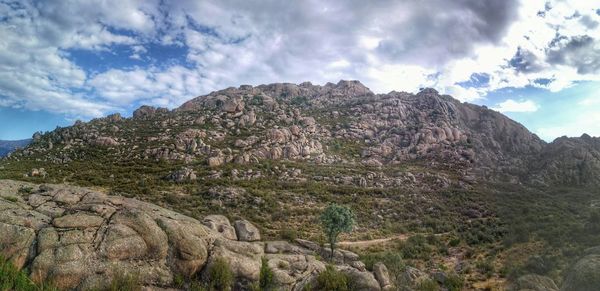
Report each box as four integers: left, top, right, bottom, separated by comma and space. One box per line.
320, 203, 355, 260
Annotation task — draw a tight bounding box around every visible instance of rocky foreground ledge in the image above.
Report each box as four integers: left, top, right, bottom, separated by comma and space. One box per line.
0, 180, 391, 290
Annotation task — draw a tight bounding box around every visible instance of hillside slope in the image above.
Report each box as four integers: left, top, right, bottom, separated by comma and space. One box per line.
1, 80, 600, 289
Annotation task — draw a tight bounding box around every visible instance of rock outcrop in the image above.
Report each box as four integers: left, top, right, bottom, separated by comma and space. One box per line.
561, 251, 600, 291
511, 275, 559, 291
0, 180, 384, 290
234, 219, 261, 242
373, 262, 394, 290
532, 134, 600, 186
166, 167, 197, 182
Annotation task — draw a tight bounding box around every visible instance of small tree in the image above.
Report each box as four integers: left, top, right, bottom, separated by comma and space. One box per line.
320, 204, 355, 260
259, 257, 274, 290
208, 257, 233, 291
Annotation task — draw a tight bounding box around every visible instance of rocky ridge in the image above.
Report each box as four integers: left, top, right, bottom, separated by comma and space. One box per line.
6, 80, 599, 187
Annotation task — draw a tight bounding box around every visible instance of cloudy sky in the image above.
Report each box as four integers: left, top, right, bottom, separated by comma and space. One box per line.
0, 0, 599, 141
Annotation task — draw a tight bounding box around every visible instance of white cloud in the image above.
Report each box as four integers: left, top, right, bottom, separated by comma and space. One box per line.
442, 85, 483, 102
1, 0, 600, 135
0, 0, 159, 117
365, 64, 435, 93
129, 45, 147, 60
492, 99, 539, 113
89, 66, 204, 108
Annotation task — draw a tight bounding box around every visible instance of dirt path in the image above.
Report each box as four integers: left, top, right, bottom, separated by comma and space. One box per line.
338, 232, 450, 248
338, 234, 410, 248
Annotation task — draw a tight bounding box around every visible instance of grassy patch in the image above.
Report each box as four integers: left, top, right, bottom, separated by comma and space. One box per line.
0, 256, 57, 291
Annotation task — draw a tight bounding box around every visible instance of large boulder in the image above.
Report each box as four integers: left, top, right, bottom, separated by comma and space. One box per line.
339, 265, 381, 291
0, 181, 220, 289
561, 254, 600, 291
202, 215, 237, 240
92, 136, 119, 147
265, 253, 325, 291
205, 238, 263, 282
234, 219, 261, 242
512, 274, 558, 291
166, 167, 197, 183
133, 105, 157, 119
222, 96, 245, 113
373, 262, 394, 290
398, 266, 431, 289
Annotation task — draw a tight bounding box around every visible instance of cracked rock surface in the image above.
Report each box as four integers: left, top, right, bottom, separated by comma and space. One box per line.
0, 180, 387, 290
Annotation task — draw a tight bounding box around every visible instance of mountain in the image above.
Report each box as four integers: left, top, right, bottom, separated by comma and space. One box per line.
0, 139, 31, 157
1, 80, 600, 290
5, 80, 597, 186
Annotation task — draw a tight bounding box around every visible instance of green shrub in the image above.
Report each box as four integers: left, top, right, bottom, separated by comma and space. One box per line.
302, 283, 312, 291
17, 186, 33, 194
189, 281, 208, 291
259, 257, 274, 290
448, 237, 461, 247
290, 96, 309, 106
402, 234, 433, 260
587, 209, 600, 232
500, 261, 525, 280
174, 273, 185, 288
476, 259, 495, 277
208, 258, 234, 291
1, 257, 37, 291
523, 254, 557, 275
3, 196, 18, 203
250, 95, 263, 106
316, 265, 348, 291
279, 228, 298, 241
417, 279, 438, 291
108, 273, 141, 291
444, 273, 464, 291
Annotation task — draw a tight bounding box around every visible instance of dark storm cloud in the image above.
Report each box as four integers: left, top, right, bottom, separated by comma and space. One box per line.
375, 0, 520, 66
509, 47, 545, 73
546, 35, 600, 74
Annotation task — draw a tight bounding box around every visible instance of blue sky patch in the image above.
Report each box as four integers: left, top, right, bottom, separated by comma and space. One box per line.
458, 73, 491, 88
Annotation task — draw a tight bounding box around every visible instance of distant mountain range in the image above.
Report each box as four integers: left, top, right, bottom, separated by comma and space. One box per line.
0, 139, 31, 157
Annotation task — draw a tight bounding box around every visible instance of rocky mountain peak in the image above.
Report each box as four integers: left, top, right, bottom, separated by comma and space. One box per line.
330, 80, 374, 97
4, 80, 600, 187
